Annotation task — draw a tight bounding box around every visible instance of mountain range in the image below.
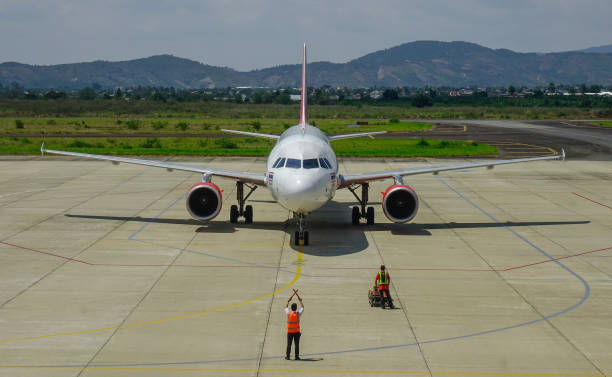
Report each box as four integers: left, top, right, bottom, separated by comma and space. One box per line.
575, 44, 612, 54
1, 41, 612, 89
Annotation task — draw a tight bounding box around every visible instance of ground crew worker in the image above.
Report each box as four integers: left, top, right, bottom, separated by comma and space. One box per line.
285, 292, 304, 360
375, 265, 394, 309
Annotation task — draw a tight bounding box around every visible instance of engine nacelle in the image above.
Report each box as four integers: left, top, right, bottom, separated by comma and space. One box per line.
382, 184, 419, 223
186, 182, 222, 221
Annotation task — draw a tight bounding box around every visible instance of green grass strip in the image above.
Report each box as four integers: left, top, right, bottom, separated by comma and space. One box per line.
591, 120, 612, 127
332, 138, 497, 157
1, 136, 497, 157
0, 118, 431, 135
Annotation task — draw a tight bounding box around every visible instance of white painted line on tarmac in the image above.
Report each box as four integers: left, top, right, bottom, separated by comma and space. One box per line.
0, 188, 46, 199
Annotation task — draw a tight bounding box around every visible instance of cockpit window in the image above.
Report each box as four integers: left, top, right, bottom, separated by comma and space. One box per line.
319, 158, 331, 169
323, 158, 333, 169
272, 157, 285, 168
303, 158, 319, 169
285, 158, 301, 169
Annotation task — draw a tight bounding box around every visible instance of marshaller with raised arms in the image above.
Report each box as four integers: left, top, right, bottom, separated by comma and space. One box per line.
41, 44, 565, 246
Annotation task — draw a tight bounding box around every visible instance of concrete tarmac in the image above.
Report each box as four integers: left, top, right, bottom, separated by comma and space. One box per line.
1, 155, 611, 377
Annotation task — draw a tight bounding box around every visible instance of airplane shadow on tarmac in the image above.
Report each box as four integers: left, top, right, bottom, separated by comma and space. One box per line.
65, 199, 590, 257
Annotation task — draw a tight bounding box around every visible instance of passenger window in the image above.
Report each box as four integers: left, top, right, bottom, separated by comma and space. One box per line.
286, 158, 301, 169
303, 158, 319, 169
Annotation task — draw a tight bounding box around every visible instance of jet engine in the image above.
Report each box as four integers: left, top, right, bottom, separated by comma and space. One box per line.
382, 185, 419, 223
186, 182, 222, 221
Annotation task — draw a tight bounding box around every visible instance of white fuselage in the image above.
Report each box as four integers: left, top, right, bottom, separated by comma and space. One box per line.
266, 125, 338, 214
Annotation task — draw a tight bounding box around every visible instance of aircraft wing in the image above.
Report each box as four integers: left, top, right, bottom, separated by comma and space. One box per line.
41, 144, 266, 185
221, 129, 280, 140
338, 150, 564, 188
328, 131, 387, 140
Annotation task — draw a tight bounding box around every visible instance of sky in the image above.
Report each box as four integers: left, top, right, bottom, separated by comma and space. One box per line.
1, 0, 611, 71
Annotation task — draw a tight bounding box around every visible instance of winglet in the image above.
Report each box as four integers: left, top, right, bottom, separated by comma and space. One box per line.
298, 43, 308, 132
560, 148, 566, 161
40, 142, 45, 157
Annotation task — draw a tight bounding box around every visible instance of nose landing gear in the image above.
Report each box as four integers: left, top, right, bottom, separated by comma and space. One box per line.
348, 183, 375, 225
230, 181, 257, 224
293, 213, 309, 246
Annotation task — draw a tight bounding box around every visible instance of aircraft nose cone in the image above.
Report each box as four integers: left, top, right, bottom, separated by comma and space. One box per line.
282, 177, 317, 209
276, 172, 330, 213
286, 177, 313, 196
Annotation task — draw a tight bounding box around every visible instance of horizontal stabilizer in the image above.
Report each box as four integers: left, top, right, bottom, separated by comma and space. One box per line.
328, 131, 387, 140
220, 129, 280, 140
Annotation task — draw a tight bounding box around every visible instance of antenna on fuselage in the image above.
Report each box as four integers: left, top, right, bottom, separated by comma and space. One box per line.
299, 43, 308, 134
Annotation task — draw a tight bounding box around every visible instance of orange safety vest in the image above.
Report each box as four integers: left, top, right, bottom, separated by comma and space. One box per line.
287, 311, 300, 333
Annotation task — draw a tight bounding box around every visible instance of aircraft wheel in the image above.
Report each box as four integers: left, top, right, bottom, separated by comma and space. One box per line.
244, 205, 253, 224
303, 231, 309, 246
351, 206, 360, 225
366, 206, 375, 225
230, 205, 239, 223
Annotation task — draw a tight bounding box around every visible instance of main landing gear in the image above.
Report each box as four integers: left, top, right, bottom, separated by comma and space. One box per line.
294, 213, 309, 246
230, 181, 257, 224
348, 183, 375, 225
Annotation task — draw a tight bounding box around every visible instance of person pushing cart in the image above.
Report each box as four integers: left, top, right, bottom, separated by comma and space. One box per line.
375, 265, 394, 309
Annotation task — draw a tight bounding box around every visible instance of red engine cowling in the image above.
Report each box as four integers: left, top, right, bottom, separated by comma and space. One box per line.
382, 185, 419, 223
186, 182, 222, 221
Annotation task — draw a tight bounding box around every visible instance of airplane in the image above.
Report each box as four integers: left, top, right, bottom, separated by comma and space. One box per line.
41, 44, 565, 246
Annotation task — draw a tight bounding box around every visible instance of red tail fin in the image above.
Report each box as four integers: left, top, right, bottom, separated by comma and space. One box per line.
299, 44, 308, 129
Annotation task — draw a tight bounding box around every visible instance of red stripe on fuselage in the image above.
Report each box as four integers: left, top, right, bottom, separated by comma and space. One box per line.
299, 44, 308, 128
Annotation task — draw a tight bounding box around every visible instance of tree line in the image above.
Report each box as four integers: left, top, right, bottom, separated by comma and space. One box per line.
1, 82, 611, 111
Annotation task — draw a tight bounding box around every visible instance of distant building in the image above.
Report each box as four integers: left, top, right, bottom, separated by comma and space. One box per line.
369, 90, 382, 99
290, 94, 301, 101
